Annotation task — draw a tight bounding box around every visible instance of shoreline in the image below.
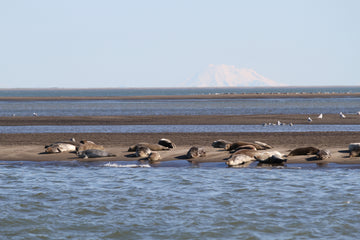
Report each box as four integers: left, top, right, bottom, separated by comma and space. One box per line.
1, 113, 359, 165
1, 114, 360, 126
0, 92, 360, 101
1, 132, 359, 165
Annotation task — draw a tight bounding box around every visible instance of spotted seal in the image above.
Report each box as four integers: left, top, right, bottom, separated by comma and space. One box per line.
77, 149, 116, 159
158, 138, 176, 149
316, 149, 331, 160
255, 151, 286, 164
349, 143, 360, 157
45, 139, 78, 153
226, 154, 254, 166
225, 141, 270, 152
288, 147, 320, 156
128, 143, 170, 152
147, 151, 161, 162
77, 140, 105, 152
212, 139, 232, 148
186, 146, 206, 159
136, 146, 152, 157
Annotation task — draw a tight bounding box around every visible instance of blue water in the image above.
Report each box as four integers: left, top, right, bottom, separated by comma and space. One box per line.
1, 162, 360, 239
1, 124, 360, 133
1, 86, 360, 97
1, 87, 360, 239
1, 97, 360, 117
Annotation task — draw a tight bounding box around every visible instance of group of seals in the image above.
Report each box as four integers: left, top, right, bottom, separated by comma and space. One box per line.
218, 139, 286, 167
44, 138, 116, 159
128, 138, 176, 163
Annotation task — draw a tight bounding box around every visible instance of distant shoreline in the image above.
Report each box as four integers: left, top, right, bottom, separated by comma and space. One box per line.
1, 92, 360, 101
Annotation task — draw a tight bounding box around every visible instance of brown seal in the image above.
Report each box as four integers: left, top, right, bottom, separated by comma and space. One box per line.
212, 139, 232, 148
77, 140, 104, 152
128, 143, 170, 152
288, 147, 320, 156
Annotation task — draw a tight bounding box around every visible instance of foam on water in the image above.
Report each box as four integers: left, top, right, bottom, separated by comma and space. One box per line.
104, 162, 151, 168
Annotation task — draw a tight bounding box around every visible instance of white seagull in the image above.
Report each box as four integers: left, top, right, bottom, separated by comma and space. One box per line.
308, 117, 313, 122
339, 112, 346, 119
317, 113, 323, 119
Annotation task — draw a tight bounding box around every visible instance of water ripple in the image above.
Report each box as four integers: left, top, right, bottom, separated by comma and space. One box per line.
1, 164, 360, 239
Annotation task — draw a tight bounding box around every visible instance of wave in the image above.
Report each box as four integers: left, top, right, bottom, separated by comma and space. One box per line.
104, 162, 151, 168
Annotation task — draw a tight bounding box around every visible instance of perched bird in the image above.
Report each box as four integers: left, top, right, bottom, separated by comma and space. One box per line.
317, 113, 323, 119
357, 111, 360, 115
340, 112, 346, 119
307, 117, 313, 122
33, 112, 38, 117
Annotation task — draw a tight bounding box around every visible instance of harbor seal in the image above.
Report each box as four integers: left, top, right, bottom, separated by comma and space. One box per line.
225, 141, 269, 152
147, 151, 161, 162
77, 140, 104, 152
158, 138, 176, 149
288, 147, 320, 156
45, 140, 78, 153
316, 149, 331, 160
226, 154, 254, 167
232, 149, 257, 157
253, 141, 272, 149
128, 143, 170, 152
77, 149, 116, 159
349, 143, 360, 157
254, 151, 286, 164
136, 146, 152, 157
186, 146, 206, 159
212, 139, 232, 148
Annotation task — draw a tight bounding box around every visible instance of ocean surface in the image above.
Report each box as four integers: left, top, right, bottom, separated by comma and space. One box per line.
1, 87, 360, 117
1, 87, 360, 239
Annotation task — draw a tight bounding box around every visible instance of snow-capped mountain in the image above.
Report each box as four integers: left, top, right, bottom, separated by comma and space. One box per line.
183, 64, 284, 87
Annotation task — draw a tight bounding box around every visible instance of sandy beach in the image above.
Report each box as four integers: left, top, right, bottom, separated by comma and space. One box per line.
1, 93, 360, 165
1, 113, 360, 165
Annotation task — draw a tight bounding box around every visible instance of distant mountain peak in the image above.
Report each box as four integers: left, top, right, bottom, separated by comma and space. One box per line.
183, 64, 284, 87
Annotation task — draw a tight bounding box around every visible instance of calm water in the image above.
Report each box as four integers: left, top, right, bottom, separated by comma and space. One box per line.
1, 86, 360, 97
1, 87, 360, 239
1, 124, 360, 134
1, 98, 360, 117
1, 162, 360, 239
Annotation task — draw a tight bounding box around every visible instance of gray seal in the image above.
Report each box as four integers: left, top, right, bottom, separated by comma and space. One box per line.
186, 146, 206, 159
316, 149, 331, 160
78, 149, 116, 159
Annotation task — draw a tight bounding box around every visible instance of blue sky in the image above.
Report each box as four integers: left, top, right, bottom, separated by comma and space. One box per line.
0, 0, 359, 88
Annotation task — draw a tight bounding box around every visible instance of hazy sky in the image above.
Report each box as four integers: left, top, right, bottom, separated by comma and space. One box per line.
1, 0, 359, 88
